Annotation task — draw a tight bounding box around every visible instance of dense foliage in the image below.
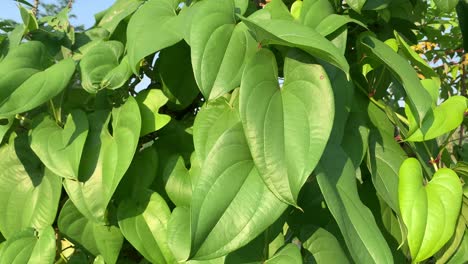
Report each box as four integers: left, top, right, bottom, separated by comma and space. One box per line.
0, 0, 468, 263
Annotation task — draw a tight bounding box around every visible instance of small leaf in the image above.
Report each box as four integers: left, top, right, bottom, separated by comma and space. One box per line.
298, 0, 334, 28
118, 190, 175, 264
190, 123, 288, 260
240, 48, 334, 205
264, 244, 301, 263
316, 14, 367, 37
399, 158, 463, 262
127, 0, 183, 74
347, 0, 367, 13
30, 110, 89, 180
136, 89, 171, 136
97, 0, 143, 34
167, 207, 191, 262
101, 56, 133, 90
164, 156, 192, 207
58, 200, 124, 264
301, 226, 350, 263
0, 136, 62, 239
434, 0, 459, 12
290, 1, 303, 20
447, 230, 468, 264
0, 226, 55, 264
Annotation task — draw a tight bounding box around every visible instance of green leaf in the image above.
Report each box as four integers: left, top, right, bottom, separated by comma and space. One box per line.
164, 156, 193, 207
190, 0, 257, 99
436, 216, 466, 264
190, 123, 288, 260
290, 1, 303, 20
399, 158, 463, 262
341, 111, 370, 168
240, 16, 349, 74
101, 56, 133, 90
127, 0, 183, 74
64, 97, 141, 224
316, 144, 393, 263
157, 41, 199, 110
406, 96, 468, 142
19, 5, 38, 32
347, 0, 367, 13
97, 0, 143, 34
79, 41, 125, 93
239, 48, 334, 206
30, 110, 89, 180
167, 207, 191, 262
234, 0, 249, 15
117, 190, 175, 264
366, 103, 404, 213
316, 14, 367, 37
299, 0, 334, 28
264, 244, 301, 264
0, 136, 62, 239
457, 1, 468, 52
193, 95, 240, 165
359, 34, 432, 125
434, 0, 459, 12
0, 226, 55, 264
0, 42, 75, 118
58, 200, 124, 264
263, 0, 294, 21
301, 226, 350, 263
447, 230, 468, 264
135, 89, 171, 136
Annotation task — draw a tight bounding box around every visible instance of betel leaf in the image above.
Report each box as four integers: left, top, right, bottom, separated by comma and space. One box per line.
0, 41, 75, 118
101, 56, 133, 90
240, 16, 349, 74
347, 0, 367, 13
263, 0, 293, 21
190, 0, 257, 100
447, 230, 468, 264
399, 158, 463, 262
97, 0, 142, 35
405, 96, 468, 142
79, 41, 127, 93
190, 123, 288, 260
0, 226, 55, 264
164, 156, 192, 208
64, 97, 141, 224
316, 144, 393, 264
434, 0, 459, 12
30, 110, 89, 180
290, 1, 302, 20
135, 89, 171, 136
316, 14, 367, 37
127, 0, 183, 74
301, 226, 350, 263
366, 103, 403, 213
240, 48, 334, 206
167, 207, 191, 262
299, 0, 334, 28
58, 200, 124, 264
193, 95, 239, 164
157, 41, 199, 110
0, 136, 61, 239
117, 190, 175, 264
264, 243, 301, 263
360, 34, 432, 126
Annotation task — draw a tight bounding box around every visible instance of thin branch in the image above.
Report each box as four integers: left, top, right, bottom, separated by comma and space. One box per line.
32, 0, 39, 17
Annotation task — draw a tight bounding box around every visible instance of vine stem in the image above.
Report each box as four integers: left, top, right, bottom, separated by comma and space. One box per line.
422, 141, 439, 172
32, 0, 39, 17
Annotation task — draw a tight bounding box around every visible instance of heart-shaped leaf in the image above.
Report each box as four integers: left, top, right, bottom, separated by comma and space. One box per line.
164, 156, 193, 207
264, 243, 301, 264
135, 89, 171, 136
301, 226, 350, 263
190, 123, 288, 260
0, 226, 55, 264
406, 96, 468, 142
30, 110, 89, 180
239, 48, 334, 206
117, 190, 175, 264
63, 96, 141, 224
399, 158, 463, 262
0, 136, 62, 239
58, 200, 124, 264
127, 0, 183, 74
190, 0, 257, 99
97, 0, 143, 35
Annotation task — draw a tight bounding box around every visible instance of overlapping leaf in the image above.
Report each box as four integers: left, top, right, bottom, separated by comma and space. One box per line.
0, 136, 61, 239
190, 123, 288, 260
127, 0, 183, 74
399, 158, 463, 262
190, 0, 257, 99
97, 0, 143, 34
63, 97, 141, 224
0, 227, 55, 264
135, 89, 171, 136
240, 48, 334, 206
58, 200, 124, 264
30, 110, 88, 180
301, 227, 350, 263
118, 190, 175, 264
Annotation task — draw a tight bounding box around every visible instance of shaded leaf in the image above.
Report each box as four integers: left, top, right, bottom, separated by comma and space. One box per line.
264, 244, 301, 264
135, 89, 171, 136
301, 226, 350, 264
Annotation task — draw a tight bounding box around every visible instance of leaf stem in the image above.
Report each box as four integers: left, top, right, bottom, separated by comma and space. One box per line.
32, 0, 39, 17
422, 141, 438, 171
369, 97, 410, 126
